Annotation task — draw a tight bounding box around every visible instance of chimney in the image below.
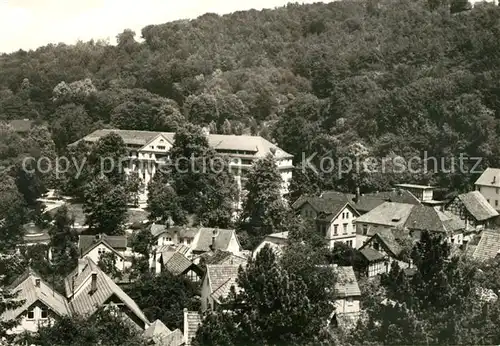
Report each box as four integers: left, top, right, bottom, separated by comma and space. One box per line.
494, 176, 497, 184
355, 187, 360, 202
211, 229, 219, 251
78, 258, 86, 274
183, 308, 189, 344
35, 278, 41, 287
91, 273, 97, 293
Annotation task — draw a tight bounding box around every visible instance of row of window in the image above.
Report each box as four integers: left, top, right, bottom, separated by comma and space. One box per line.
332, 223, 355, 236
341, 211, 350, 219
486, 198, 499, 207
477, 186, 500, 194
27, 307, 48, 320
160, 237, 192, 245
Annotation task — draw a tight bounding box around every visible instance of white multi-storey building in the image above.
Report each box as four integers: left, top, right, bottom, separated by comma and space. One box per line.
76, 129, 293, 204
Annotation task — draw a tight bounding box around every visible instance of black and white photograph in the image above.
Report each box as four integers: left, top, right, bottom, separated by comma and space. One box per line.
1, 0, 500, 345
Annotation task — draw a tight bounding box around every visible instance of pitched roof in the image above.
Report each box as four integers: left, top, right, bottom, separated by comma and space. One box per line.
470, 230, 500, 261
360, 247, 386, 262
161, 251, 195, 275
333, 266, 361, 298
78, 234, 127, 256
457, 191, 499, 221
475, 168, 500, 187
321, 190, 355, 201
192, 228, 238, 253
64, 258, 149, 327
198, 250, 248, 266
354, 189, 421, 213
405, 205, 464, 233
144, 319, 184, 345
150, 225, 199, 239
292, 196, 352, 218
143, 319, 171, 339
353, 196, 387, 213
206, 264, 242, 302
2, 268, 70, 321
360, 230, 404, 258
355, 202, 415, 227
184, 310, 202, 346
77, 129, 293, 159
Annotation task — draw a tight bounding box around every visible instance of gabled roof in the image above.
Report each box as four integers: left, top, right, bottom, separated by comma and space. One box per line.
353, 196, 387, 213
206, 264, 241, 302
354, 189, 421, 213
355, 202, 415, 227
470, 230, 500, 262
333, 266, 361, 298
321, 190, 356, 201
360, 230, 404, 258
79, 234, 127, 257
144, 319, 171, 339
192, 228, 239, 253
405, 205, 464, 233
140, 133, 173, 151
455, 191, 499, 221
2, 268, 70, 321
160, 251, 196, 276
475, 168, 500, 187
197, 250, 248, 266
292, 195, 354, 220
150, 225, 199, 239
64, 258, 149, 327
144, 318, 183, 345
360, 247, 386, 262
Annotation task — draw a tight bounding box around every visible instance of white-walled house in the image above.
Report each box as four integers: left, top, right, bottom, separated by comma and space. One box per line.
2, 259, 150, 335
1, 269, 70, 335
73, 129, 293, 203
292, 197, 360, 249
78, 234, 130, 272
150, 225, 243, 261
333, 266, 361, 315
475, 168, 500, 211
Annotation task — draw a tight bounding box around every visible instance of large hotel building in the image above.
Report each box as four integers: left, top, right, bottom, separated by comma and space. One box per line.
76, 129, 294, 204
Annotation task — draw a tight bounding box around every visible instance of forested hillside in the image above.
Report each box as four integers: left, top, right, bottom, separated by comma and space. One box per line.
1, 0, 500, 195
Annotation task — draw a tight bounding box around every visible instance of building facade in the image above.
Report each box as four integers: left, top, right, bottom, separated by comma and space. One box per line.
292, 197, 360, 249
475, 168, 500, 211
75, 129, 293, 204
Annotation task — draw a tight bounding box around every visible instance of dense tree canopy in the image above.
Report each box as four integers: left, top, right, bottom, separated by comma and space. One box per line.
0, 0, 497, 195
